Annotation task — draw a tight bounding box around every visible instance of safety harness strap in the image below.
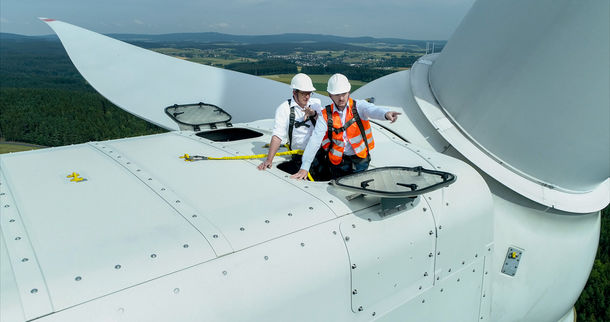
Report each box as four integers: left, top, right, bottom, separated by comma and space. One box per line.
325, 104, 334, 153
288, 99, 294, 150
331, 118, 356, 134
294, 120, 311, 128
351, 101, 371, 158
289, 99, 317, 149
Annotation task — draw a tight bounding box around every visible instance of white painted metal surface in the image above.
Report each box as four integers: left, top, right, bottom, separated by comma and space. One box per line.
483, 177, 600, 322
1, 172, 54, 320
1, 126, 493, 321
357, 65, 604, 320
1, 231, 27, 322
427, 0, 609, 210
35, 222, 354, 322
376, 258, 488, 322
340, 201, 436, 313
101, 132, 338, 251
412, 54, 609, 214
356, 64, 603, 322
1, 145, 218, 312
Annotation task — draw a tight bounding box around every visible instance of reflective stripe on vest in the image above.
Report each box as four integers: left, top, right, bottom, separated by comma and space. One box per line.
321, 98, 375, 165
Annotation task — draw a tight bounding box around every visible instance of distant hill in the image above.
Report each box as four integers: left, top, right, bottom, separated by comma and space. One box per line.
1, 32, 442, 48
0, 33, 58, 41
106, 32, 434, 46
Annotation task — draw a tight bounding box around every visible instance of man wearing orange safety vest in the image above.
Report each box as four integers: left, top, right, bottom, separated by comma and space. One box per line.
292, 74, 400, 180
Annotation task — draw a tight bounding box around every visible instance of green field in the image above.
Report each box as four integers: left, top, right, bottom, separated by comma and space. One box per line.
188, 57, 257, 67
262, 74, 366, 96
0, 143, 44, 154
153, 48, 257, 67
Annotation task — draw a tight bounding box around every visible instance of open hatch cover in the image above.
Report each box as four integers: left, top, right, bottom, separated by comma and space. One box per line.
330, 166, 456, 198
165, 102, 232, 131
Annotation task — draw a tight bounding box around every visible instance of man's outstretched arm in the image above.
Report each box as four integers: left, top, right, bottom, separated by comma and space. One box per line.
258, 135, 282, 170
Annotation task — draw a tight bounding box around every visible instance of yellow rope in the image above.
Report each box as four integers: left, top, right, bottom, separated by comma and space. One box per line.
206, 150, 303, 160
181, 149, 303, 161
181, 150, 316, 181
307, 172, 315, 181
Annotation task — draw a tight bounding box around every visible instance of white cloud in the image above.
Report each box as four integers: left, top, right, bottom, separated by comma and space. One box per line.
133, 19, 144, 25
210, 22, 229, 29
0, 17, 9, 24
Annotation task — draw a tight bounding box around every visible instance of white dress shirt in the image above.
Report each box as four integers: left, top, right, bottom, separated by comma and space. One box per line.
300, 99, 388, 171
271, 97, 322, 150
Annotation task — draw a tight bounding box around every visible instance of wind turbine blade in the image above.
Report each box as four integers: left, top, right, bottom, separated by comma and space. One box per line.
40, 18, 292, 130
412, 0, 610, 212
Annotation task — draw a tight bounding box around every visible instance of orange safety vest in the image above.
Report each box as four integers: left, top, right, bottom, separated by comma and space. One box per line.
321, 98, 375, 165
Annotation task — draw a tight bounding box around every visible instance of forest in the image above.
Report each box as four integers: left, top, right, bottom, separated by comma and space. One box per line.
0, 37, 166, 145
0, 35, 608, 321
0, 88, 164, 146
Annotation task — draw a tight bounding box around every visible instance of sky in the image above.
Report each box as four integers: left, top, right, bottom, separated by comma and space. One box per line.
0, 0, 475, 40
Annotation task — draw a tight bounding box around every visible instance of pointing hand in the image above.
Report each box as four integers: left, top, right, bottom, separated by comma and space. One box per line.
385, 111, 401, 123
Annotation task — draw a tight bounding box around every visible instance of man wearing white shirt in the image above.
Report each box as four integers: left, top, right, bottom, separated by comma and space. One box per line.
291, 73, 400, 180
258, 73, 321, 174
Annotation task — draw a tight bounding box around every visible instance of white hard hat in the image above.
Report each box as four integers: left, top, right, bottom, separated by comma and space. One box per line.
327, 73, 351, 95
290, 73, 316, 92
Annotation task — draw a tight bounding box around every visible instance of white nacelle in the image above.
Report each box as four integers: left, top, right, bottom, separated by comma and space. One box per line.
0, 123, 493, 321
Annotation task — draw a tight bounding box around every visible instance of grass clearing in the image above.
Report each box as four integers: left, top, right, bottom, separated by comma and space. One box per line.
152, 48, 257, 67
0, 143, 44, 154
187, 57, 257, 67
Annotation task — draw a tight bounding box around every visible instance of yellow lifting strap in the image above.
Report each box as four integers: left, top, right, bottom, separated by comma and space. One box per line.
180, 149, 303, 161
307, 172, 314, 181
179, 146, 314, 181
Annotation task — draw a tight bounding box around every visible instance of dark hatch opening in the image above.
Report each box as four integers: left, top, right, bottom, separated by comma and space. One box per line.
276, 160, 301, 175
196, 128, 263, 142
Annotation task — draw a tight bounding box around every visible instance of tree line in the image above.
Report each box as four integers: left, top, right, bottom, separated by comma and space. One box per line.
301, 64, 391, 82
0, 88, 165, 146
225, 59, 297, 75
223, 59, 396, 82
576, 206, 610, 321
